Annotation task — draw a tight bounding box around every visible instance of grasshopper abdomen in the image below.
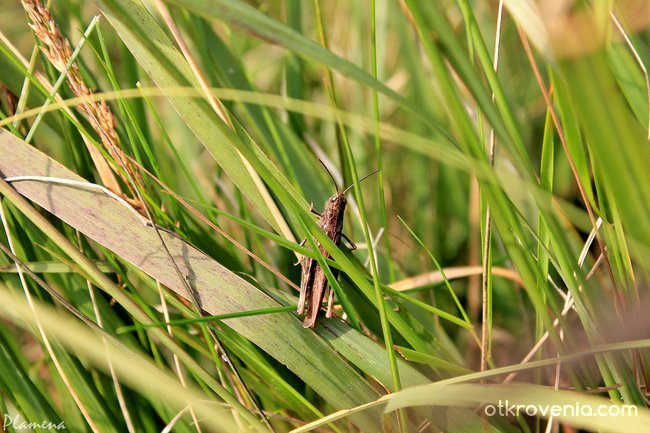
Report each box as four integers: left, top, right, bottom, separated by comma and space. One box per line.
298, 192, 347, 328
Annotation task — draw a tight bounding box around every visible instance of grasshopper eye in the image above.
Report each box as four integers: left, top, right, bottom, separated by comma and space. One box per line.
331, 196, 337, 203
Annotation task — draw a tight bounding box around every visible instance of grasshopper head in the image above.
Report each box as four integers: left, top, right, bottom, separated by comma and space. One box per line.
323, 192, 347, 213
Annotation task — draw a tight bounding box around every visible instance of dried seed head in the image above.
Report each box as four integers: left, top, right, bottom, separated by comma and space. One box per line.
22, 0, 143, 206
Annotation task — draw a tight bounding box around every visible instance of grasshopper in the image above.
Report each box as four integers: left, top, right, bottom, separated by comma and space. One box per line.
298, 164, 378, 328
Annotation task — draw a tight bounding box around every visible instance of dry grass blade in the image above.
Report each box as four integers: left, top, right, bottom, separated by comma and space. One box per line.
390, 266, 524, 291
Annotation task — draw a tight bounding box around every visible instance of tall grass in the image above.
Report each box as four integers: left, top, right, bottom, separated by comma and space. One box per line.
0, 1, 649, 432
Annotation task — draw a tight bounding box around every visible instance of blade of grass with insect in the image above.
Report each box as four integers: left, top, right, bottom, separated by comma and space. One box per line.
296, 215, 361, 330
0, 130, 389, 431
0, 82, 607, 296
218, 123, 434, 353
0, 111, 460, 426
3, 1, 650, 432
311, 5, 405, 431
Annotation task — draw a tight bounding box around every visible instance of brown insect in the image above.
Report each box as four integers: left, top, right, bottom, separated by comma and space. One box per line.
297, 164, 378, 328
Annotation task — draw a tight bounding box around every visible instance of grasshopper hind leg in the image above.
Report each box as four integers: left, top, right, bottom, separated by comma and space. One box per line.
325, 286, 335, 318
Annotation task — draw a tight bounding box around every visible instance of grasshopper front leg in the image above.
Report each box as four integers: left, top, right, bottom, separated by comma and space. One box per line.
309, 202, 321, 216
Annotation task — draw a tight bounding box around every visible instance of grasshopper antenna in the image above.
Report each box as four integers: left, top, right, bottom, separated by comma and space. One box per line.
318, 159, 340, 191
342, 169, 380, 195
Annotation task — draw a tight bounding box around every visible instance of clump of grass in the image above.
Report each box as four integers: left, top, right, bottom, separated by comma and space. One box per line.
0, 1, 649, 433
